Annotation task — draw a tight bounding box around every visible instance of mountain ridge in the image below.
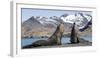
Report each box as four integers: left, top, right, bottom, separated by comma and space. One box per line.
21, 13, 92, 38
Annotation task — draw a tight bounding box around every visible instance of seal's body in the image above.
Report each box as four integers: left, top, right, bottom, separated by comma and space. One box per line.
70, 23, 79, 43
22, 23, 64, 48
48, 23, 64, 45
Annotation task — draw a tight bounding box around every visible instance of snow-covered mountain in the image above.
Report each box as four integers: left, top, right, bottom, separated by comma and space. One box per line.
35, 16, 57, 24
22, 13, 92, 29
21, 13, 92, 38
60, 13, 92, 29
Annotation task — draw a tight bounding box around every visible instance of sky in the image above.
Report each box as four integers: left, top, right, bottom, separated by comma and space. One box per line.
21, 8, 92, 22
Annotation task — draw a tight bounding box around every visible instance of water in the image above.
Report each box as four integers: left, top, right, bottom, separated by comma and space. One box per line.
81, 35, 92, 42
21, 35, 92, 47
21, 38, 47, 47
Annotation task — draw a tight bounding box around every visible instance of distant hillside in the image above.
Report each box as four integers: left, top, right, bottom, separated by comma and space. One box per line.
21, 13, 92, 38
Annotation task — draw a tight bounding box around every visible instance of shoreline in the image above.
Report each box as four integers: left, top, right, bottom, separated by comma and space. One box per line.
22, 38, 92, 49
